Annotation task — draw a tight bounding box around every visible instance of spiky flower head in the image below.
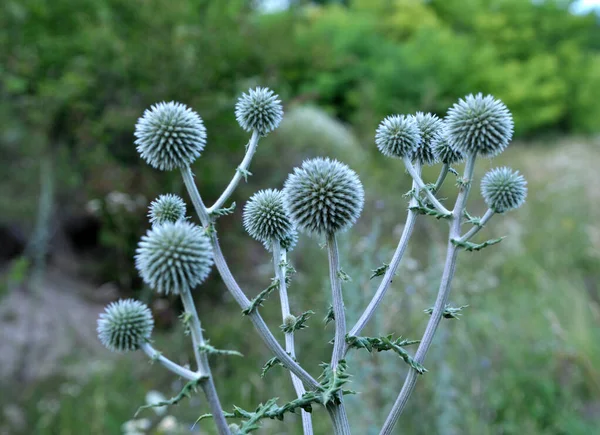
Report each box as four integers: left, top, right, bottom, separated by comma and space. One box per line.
135, 221, 213, 295
433, 128, 465, 165
135, 102, 207, 171
481, 167, 527, 213
97, 299, 154, 352
409, 112, 442, 165
445, 93, 513, 158
375, 115, 420, 159
243, 189, 296, 245
235, 87, 283, 136
283, 158, 364, 235
148, 194, 187, 225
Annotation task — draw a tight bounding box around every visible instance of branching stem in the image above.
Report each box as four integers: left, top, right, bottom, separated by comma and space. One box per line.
380, 153, 477, 435
402, 157, 451, 216
458, 208, 494, 242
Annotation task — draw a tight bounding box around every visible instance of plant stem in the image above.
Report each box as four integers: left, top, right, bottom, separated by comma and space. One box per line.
326, 232, 352, 434
207, 130, 259, 214
458, 208, 494, 242
180, 288, 230, 435
379, 154, 477, 435
181, 166, 320, 390
272, 241, 314, 435
402, 157, 451, 216
432, 163, 449, 195
140, 342, 201, 381
346, 163, 422, 346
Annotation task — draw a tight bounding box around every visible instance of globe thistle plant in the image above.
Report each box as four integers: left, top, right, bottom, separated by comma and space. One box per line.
235, 87, 283, 136
135, 102, 207, 171
375, 115, 421, 159
243, 189, 296, 246
283, 158, 364, 235
445, 93, 513, 158
135, 221, 213, 295
97, 299, 154, 353
409, 112, 443, 166
433, 128, 465, 165
148, 194, 187, 225
481, 167, 528, 213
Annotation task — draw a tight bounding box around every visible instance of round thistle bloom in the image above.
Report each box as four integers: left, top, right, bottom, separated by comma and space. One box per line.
134, 101, 207, 171
433, 129, 465, 165
375, 115, 420, 159
235, 87, 283, 136
97, 299, 154, 352
409, 112, 443, 165
480, 167, 527, 213
148, 194, 187, 225
283, 158, 364, 235
445, 93, 513, 158
243, 189, 296, 245
135, 221, 213, 295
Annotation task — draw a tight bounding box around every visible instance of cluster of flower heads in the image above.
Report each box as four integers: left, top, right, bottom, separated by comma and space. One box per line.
375, 93, 526, 213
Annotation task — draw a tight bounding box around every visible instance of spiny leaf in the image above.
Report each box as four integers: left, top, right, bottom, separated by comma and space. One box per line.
281, 310, 314, 334
337, 269, 351, 282
370, 262, 389, 280
317, 360, 354, 406
324, 304, 335, 325
199, 340, 243, 357
242, 278, 279, 316
211, 202, 236, 217
424, 304, 469, 319
237, 167, 252, 182
346, 334, 426, 374
261, 357, 284, 378
135, 376, 206, 417
451, 237, 505, 252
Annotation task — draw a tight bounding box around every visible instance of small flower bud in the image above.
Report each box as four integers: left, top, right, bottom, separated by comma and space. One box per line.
235, 87, 283, 136
375, 115, 420, 159
148, 194, 186, 225
135, 102, 207, 171
283, 314, 296, 329
409, 112, 442, 165
243, 189, 295, 246
283, 158, 364, 235
445, 93, 513, 158
481, 167, 527, 213
97, 299, 154, 352
135, 221, 213, 295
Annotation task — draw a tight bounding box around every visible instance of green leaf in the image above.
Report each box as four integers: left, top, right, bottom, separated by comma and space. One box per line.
281, 310, 314, 334
337, 269, 351, 282
199, 340, 243, 357
424, 304, 469, 319
346, 334, 426, 374
324, 304, 335, 325
261, 357, 284, 378
242, 278, 279, 316
135, 376, 206, 417
451, 237, 505, 252
370, 262, 389, 280
211, 202, 236, 217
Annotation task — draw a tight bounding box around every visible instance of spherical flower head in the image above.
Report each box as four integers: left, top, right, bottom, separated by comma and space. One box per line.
433, 128, 465, 165
235, 87, 283, 136
375, 115, 420, 159
445, 93, 513, 158
283, 158, 364, 235
135, 101, 207, 171
97, 299, 154, 352
148, 194, 187, 225
481, 167, 527, 213
243, 189, 295, 245
135, 221, 213, 295
409, 112, 442, 166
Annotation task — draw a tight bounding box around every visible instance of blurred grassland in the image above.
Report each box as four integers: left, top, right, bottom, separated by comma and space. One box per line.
7, 137, 600, 435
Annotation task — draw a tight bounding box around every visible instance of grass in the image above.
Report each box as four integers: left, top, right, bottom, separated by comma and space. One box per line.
2, 137, 600, 434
